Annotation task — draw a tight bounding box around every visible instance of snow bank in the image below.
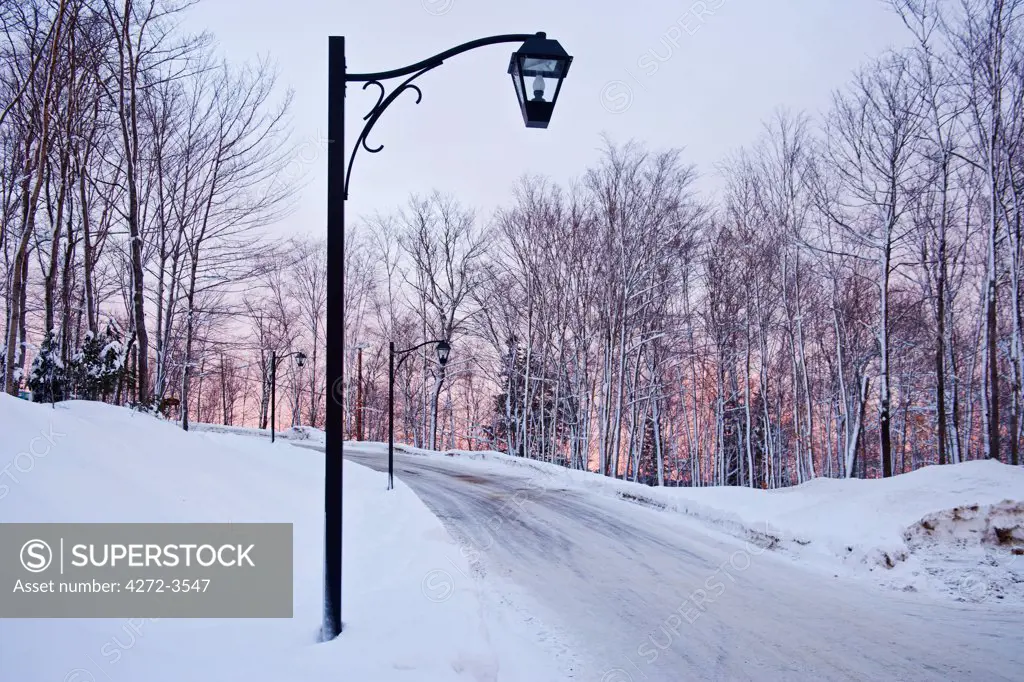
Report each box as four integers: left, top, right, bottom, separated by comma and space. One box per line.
396, 444, 1024, 603
190, 420, 326, 445
0, 397, 561, 681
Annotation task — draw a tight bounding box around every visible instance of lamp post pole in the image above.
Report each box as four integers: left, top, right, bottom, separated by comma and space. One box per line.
388, 341, 394, 488
324, 35, 346, 642
270, 350, 307, 444
324, 31, 571, 642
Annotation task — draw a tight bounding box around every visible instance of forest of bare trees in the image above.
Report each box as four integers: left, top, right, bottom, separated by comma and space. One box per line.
4, 0, 1024, 488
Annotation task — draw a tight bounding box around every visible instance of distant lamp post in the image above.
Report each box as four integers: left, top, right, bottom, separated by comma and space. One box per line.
324, 30, 572, 641
270, 350, 307, 443
388, 339, 451, 490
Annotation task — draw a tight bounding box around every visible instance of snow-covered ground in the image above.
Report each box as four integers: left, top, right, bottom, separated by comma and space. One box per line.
192, 422, 1024, 604
343, 443, 1024, 680
3, 401, 1022, 680
189, 423, 1024, 603
392, 444, 1024, 605
0, 397, 564, 681
190, 420, 326, 445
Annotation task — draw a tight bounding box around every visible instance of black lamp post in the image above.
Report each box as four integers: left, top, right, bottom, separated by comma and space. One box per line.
269, 350, 306, 444
388, 339, 451, 490
324, 31, 572, 642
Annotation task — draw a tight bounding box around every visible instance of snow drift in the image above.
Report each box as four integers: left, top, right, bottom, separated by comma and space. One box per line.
0, 396, 563, 681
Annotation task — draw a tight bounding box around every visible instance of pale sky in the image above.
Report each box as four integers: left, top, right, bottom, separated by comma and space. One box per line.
182, 0, 910, 236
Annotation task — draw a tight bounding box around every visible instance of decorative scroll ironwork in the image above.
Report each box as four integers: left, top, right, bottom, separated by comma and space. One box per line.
341, 33, 541, 199
343, 63, 437, 199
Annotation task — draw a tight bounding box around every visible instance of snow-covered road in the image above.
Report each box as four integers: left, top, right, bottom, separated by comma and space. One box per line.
341, 444, 1024, 682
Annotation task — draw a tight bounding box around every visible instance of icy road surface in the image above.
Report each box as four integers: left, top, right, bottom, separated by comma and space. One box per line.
340, 444, 1024, 682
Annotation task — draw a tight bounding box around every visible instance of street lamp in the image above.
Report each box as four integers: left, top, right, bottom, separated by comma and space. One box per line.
508, 34, 573, 128
324, 31, 572, 642
388, 339, 451, 491
269, 350, 306, 444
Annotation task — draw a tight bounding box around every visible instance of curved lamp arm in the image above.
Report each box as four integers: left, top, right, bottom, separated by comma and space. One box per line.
347, 34, 539, 82
273, 350, 307, 368
343, 33, 544, 198
394, 339, 448, 372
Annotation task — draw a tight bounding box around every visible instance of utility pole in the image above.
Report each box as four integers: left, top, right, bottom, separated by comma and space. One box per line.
356, 346, 364, 441
270, 350, 277, 442
221, 352, 229, 426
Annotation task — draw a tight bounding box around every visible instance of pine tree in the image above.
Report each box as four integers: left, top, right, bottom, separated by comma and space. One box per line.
28, 331, 69, 403
98, 322, 126, 401
70, 323, 126, 402
492, 339, 561, 457
72, 331, 105, 400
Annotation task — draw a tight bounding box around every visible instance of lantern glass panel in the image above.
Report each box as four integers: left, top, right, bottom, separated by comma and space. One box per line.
521, 56, 566, 77
526, 73, 559, 103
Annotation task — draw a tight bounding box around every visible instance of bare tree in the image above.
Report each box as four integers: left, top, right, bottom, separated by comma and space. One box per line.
400, 192, 486, 450
817, 54, 925, 477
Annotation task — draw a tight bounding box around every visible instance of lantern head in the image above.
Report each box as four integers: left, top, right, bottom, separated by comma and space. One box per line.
508, 33, 572, 128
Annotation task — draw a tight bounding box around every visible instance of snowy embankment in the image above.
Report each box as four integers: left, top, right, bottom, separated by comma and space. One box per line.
395, 444, 1024, 604
190, 420, 326, 444
0, 397, 562, 681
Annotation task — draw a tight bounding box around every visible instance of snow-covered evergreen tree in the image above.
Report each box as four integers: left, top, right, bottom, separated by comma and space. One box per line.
72, 331, 104, 400
28, 331, 68, 403
71, 323, 126, 402
99, 322, 126, 400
